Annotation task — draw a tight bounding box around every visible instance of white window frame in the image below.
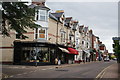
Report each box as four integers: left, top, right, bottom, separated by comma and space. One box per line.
34, 28, 47, 40
35, 9, 48, 21
38, 28, 47, 40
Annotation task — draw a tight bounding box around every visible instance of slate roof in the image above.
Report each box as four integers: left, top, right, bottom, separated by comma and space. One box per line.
79, 25, 84, 33
72, 21, 78, 30
65, 17, 72, 24
84, 27, 88, 34
29, 4, 50, 11
64, 17, 72, 27
49, 13, 58, 21
51, 12, 64, 19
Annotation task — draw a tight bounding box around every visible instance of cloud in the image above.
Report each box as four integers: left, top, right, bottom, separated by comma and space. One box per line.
46, 0, 119, 2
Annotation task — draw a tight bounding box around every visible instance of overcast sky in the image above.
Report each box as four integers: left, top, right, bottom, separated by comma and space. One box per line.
46, 2, 118, 53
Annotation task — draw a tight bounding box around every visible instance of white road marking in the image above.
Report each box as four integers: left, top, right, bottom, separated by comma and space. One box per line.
17, 74, 22, 76
9, 67, 19, 69
96, 64, 115, 78
9, 75, 14, 78
31, 71, 34, 72
42, 69, 46, 70
100, 72, 105, 78
21, 67, 26, 68
48, 68, 53, 69
29, 71, 33, 73
23, 72, 27, 74
4, 75, 8, 78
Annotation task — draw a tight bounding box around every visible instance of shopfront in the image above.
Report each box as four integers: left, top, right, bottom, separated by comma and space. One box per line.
13, 41, 78, 65
14, 41, 59, 65
57, 44, 79, 64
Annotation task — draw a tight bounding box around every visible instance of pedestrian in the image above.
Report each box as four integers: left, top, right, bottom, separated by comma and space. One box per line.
58, 59, 61, 66
55, 58, 58, 65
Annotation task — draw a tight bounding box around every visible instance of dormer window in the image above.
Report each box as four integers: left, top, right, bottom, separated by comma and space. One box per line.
40, 10, 47, 21
35, 9, 48, 21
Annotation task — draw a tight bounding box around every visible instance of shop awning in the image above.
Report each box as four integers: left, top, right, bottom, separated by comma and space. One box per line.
58, 47, 69, 53
67, 48, 79, 55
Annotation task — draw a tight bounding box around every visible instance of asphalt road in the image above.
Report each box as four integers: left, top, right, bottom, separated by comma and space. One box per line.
2, 60, 116, 79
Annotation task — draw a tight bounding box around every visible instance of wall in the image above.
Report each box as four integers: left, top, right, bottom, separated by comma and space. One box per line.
1, 28, 35, 63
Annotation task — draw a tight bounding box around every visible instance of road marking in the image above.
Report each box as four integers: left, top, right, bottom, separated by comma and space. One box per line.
9, 67, 19, 69
48, 68, 53, 69
96, 64, 115, 78
23, 72, 27, 74
29, 71, 34, 73
9, 75, 14, 78
17, 74, 22, 76
29, 71, 33, 73
4, 75, 9, 78
100, 72, 105, 78
42, 69, 46, 70
21, 67, 26, 68
33, 70, 36, 72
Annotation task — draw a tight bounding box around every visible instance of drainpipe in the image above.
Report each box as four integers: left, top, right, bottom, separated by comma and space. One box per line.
73, 30, 76, 48
56, 20, 59, 44
66, 26, 68, 46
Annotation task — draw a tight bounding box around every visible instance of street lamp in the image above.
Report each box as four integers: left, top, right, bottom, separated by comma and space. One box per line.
119, 40, 120, 45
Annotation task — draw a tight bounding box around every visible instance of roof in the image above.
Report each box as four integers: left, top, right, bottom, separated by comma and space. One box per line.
84, 27, 88, 34
65, 17, 72, 24
72, 21, 78, 30
79, 25, 84, 33
49, 13, 58, 21
51, 12, 64, 18
29, 4, 50, 11
73, 21, 78, 27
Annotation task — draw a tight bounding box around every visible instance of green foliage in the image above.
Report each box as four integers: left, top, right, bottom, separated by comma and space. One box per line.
2, 2, 40, 39
113, 40, 120, 63
111, 54, 116, 59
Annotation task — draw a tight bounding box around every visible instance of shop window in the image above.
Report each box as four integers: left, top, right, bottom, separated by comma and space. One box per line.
21, 47, 50, 63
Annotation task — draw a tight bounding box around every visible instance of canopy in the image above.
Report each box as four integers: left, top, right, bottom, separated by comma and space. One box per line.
67, 48, 79, 55
58, 47, 69, 53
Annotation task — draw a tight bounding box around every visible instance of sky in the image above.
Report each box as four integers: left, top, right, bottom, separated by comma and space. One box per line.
46, 1, 118, 53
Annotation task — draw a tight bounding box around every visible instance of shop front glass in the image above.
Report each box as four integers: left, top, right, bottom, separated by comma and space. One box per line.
21, 47, 50, 63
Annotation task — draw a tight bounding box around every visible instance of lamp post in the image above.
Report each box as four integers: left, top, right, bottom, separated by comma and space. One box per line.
35, 47, 38, 67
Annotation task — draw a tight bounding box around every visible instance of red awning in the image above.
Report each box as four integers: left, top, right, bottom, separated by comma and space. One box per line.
67, 48, 79, 55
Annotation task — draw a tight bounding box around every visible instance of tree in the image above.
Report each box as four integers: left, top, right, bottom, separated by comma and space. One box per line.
2, 2, 40, 39
113, 40, 120, 63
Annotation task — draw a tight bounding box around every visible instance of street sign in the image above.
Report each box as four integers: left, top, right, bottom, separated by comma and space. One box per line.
112, 37, 120, 40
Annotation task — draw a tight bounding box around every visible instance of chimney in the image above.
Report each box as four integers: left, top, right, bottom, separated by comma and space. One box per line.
32, 0, 46, 6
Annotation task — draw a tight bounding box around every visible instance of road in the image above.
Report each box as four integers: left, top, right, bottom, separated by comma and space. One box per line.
1, 60, 116, 79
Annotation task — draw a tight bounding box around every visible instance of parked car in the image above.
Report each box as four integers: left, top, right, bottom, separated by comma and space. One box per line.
104, 58, 110, 62
113, 58, 117, 60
